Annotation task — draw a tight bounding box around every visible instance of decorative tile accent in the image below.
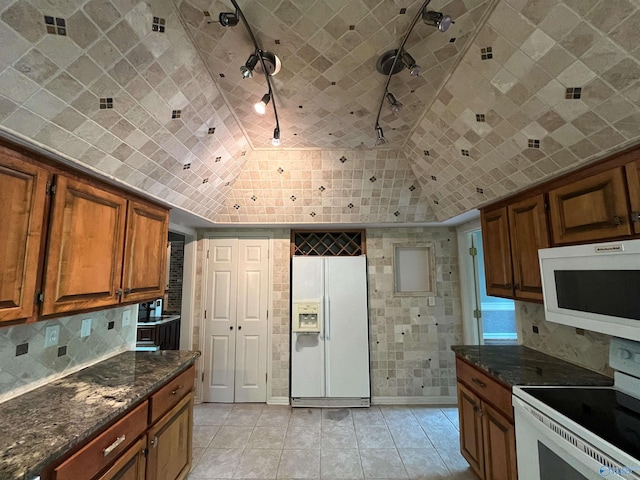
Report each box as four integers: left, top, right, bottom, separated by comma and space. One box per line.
310, 212, 316, 217
202, 178, 208, 183
349, 25, 355, 30
215, 156, 221, 162
318, 185, 325, 192
476, 187, 484, 194
275, 39, 280, 44
399, 8, 407, 14
423, 150, 430, 156
565, 87, 582, 99
394, 211, 400, 216
152, 17, 165, 33
233, 204, 240, 209
208, 127, 215, 134
475, 114, 485, 122
251, 195, 257, 201
369, 176, 377, 183
339, 156, 347, 163
347, 203, 354, 208
431, 175, 437, 181
182, 163, 191, 170
44, 16, 66, 36
171, 109, 181, 119
225, 182, 230, 186
277, 167, 284, 174
16, 343, 28, 356
99, 97, 113, 109
461, 149, 470, 156
528, 139, 540, 148
449, 37, 456, 43
433, 200, 439, 205
480, 46, 493, 60
409, 185, 416, 191
290, 195, 296, 201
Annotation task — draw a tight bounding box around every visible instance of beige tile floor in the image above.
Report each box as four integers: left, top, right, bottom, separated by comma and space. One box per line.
188, 404, 476, 479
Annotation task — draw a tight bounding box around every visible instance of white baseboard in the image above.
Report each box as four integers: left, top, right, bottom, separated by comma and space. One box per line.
372, 396, 458, 406
267, 396, 290, 405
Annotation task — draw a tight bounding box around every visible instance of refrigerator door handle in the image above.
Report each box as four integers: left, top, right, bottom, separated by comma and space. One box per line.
325, 297, 330, 340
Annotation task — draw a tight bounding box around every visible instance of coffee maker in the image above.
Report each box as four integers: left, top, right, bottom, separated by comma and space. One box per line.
138, 298, 163, 321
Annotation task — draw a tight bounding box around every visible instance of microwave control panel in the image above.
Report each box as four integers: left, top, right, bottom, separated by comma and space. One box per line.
292, 302, 321, 333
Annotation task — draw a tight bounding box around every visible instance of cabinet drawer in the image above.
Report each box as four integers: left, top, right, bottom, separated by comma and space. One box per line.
149, 366, 195, 424
54, 401, 148, 480
456, 359, 512, 421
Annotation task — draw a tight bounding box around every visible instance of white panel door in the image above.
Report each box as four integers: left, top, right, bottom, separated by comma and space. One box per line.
204, 237, 269, 403
234, 239, 269, 402
325, 256, 370, 398
204, 239, 237, 402
291, 257, 325, 398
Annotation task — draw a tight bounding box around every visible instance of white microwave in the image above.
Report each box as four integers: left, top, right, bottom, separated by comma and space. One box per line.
539, 239, 640, 341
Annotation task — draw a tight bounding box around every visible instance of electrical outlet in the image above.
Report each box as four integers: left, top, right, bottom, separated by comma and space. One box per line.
81, 318, 92, 338
122, 310, 131, 327
44, 325, 60, 347
428, 296, 436, 307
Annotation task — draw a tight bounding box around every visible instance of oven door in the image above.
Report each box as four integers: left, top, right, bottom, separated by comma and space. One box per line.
513, 396, 637, 480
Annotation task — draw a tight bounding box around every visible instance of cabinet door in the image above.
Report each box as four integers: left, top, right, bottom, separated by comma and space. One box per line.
457, 382, 485, 479
147, 392, 193, 480
42, 176, 127, 316
96, 436, 146, 480
481, 402, 517, 480
626, 159, 640, 235
122, 200, 169, 303
548, 167, 631, 244
481, 207, 513, 298
508, 195, 550, 301
0, 152, 49, 322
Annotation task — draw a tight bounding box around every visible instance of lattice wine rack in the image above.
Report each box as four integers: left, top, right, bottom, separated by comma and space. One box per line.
291, 231, 365, 256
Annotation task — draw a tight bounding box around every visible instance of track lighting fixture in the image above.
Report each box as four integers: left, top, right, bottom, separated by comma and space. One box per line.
375, 125, 388, 146
422, 10, 452, 32
254, 93, 270, 115
401, 51, 421, 77
240, 53, 259, 78
219, 11, 239, 27
386, 92, 403, 115
271, 127, 281, 146
219, 0, 281, 147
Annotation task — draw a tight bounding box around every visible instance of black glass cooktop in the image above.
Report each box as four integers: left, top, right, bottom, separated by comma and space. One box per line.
523, 387, 640, 461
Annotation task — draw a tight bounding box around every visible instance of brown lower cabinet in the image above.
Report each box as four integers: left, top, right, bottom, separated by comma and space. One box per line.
46, 365, 195, 480
456, 358, 517, 480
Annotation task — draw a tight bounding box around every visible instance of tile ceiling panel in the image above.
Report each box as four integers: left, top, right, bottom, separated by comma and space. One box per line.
0, 0, 638, 225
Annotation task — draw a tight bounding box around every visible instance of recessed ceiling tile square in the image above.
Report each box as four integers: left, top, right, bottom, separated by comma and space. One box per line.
4, 107, 47, 137
560, 21, 601, 58
536, 78, 566, 107
0, 68, 39, 102
550, 122, 584, 147
87, 37, 121, 69
601, 57, 640, 92
609, 11, 640, 54
553, 98, 591, 122
487, 1, 535, 46
538, 4, 581, 41
504, 49, 535, 79
537, 44, 575, 77
84, 0, 122, 31
587, 0, 636, 35
0, 18, 30, 65
520, 28, 555, 61
23, 89, 66, 120
1, 2, 46, 44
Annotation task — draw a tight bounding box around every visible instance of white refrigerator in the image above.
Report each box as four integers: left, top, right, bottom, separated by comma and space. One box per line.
291, 255, 371, 407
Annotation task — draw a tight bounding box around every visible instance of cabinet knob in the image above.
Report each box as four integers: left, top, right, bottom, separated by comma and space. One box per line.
505, 283, 512, 289
632, 212, 639, 223
115, 289, 122, 296
612, 215, 624, 225
124, 288, 131, 294
514, 283, 520, 290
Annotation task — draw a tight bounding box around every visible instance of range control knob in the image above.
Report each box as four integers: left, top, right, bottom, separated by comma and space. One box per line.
618, 348, 632, 360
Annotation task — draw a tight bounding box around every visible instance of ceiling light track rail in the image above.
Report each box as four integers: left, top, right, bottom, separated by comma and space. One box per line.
222, 0, 281, 146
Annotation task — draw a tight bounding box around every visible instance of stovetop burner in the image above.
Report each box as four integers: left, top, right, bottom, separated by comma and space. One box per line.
522, 386, 640, 461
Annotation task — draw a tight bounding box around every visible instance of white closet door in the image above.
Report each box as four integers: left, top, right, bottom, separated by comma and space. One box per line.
234, 239, 269, 402
325, 256, 370, 398
204, 238, 237, 402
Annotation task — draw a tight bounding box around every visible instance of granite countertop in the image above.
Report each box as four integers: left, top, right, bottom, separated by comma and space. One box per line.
452, 345, 613, 388
136, 314, 181, 326
0, 350, 200, 480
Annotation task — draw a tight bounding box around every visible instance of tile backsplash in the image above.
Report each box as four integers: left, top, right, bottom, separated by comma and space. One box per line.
517, 301, 613, 376
0, 305, 137, 403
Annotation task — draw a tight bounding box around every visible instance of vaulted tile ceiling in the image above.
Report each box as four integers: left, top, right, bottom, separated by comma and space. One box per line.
0, 0, 639, 225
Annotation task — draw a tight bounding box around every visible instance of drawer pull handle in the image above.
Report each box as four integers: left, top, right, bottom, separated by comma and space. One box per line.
471, 378, 486, 388
172, 384, 184, 395
103, 435, 125, 457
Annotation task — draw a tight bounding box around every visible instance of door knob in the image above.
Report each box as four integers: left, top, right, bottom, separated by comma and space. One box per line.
229, 326, 233, 330
238, 325, 242, 330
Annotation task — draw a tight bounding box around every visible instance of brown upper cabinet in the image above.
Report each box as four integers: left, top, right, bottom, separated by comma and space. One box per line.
626, 159, 640, 235
0, 148, 49, 322
481, 195, 549, 301
0, 141, 169, 323
548, 167, 631, 244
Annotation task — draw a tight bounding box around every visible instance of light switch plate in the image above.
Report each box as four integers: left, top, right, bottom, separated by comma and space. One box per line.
44, 325, 60, 347
428, 296, 436, 307
81, 318, 92, 338
122, 310, 131, 327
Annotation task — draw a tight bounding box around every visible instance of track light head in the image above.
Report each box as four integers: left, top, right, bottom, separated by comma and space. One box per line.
219, 11, 239, 27
375, 125, 389, 146
400, 51, 421, 76
385, 92, 403, 115
271, 127, 281, 146
254, 93, 271, 115
423, 10, 452, 32
240, 54, 259, 78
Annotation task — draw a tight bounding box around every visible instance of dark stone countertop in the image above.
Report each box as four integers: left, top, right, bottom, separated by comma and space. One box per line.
0, 350, 200, 480
452, 345, 613, 388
